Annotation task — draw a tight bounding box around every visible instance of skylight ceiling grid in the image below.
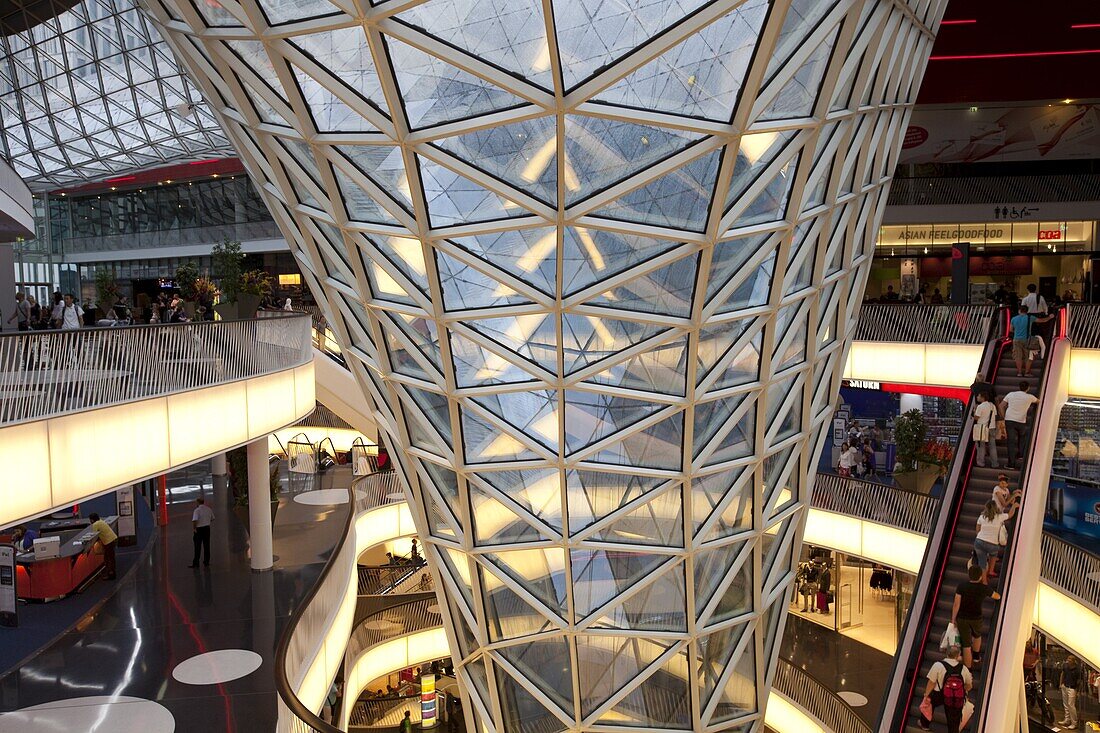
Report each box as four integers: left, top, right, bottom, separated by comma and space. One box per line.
137, 0, 948, 730
0, 0, 232, 190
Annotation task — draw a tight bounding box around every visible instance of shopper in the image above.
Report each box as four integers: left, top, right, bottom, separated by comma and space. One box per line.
1021, 283, 1048, 316
400, 710, 413, 733
974, 500, 1009, 584
1059, 655, 1081, 729
48, 291, 63, 328
992, 474, 1022, 513
189, 496, 215, 568
969, 373, 995, 403
918, 644, 972, 732
972, 392, 999, 468
884, 285, 900, 302
838, 441, 853, 477
999, 381, 1040, 469
952, 564, 1001, 669
847, 441, 864, 478
87, 513, 118, 580
930, 288, 945, 304
817, 562, 832, 615
7, 291, 30, 331
10, 525, 38, 551
59, 293, 83, 330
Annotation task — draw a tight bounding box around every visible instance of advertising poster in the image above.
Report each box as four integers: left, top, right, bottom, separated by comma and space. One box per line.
421, 673, 437, 728
1045, 476, 1100, 547
0, 545, 16, 627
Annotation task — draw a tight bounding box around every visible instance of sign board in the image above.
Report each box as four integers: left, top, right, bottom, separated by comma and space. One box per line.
832, 419, 846, 447
0, 545, 16, 627
117, 486, 136, 546
421, 673, 437, 728
847, 380, 881, 390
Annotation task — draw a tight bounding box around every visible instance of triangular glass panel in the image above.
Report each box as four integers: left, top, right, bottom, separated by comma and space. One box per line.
368, 235, 428, 294
563, 227, 684, 295
473, 390, 559, 450
576, 634, 675, 718
258, 0, 342, 24
723, 130, 797, 212
590, 149, 720, 233
760, 594, 787, 676
337, 145, 414, 209
449, 331, 541, 387
226, 40, 289, 101
463, 655, 492, 709
484, 548, 568, 617
583, 253, 698, 318
563, 115, 705, 204
692, 467, 753, 539
385, 311, 442, 365
395, 0, 553, 89
587, 334, 688, 397
335, 167, 400, 224
238, 76, 289, 126
704, 233, 774, 310
405, 385, 453, 443
553, 0, 711, 90
465, 314, 557, 374
604, 649, 691, 728
702, 406, 756, 465
782, 222, 817, 296
693, 540, 746, 615
564, 390, 666, 454
593, 0, 769, 121
561, 314, 669, 374
697, 621, 749, 712
709, 633, 757, 722
384, 327, 434, 381
726, 153, 799, 229
436, 250, 534, 311
480, 565, 559, 641
449, 227, 557, 297
763, 0, 841, 84
425, 488, 462, 540
765, 375, 801, 441
419, 156, 529, 227
772, 301, 808, 372
566, 470, 668, 534
420, 459, 459, 502
758, 26, 840, 122
696, 318, 761, 388
591, 562, 687, 632
483, 469, 563, 532
588, 486, 684, 547
496, 666, 568, 733
461, 408, 543, 462
470, 483, 551, 546
290, 62, 380, 132
761, 515, 796, 588
434, 116, 558, 205
762, 446, 798, 518
693, 392, 749, 456
440, 546, 476, 608
386, 36, 527, 129
587, 412, 684, 471
447, 593, 479, 657
571, 549, 668, 618
708, 558, 753, 625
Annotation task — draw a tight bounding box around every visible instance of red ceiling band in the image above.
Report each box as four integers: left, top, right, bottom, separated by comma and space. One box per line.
940, 19, 977, 25
930, 47, 1100, 60
878, 382, 971, 401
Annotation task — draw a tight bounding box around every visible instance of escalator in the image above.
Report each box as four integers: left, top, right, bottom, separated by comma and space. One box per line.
882, 316, 1057, 732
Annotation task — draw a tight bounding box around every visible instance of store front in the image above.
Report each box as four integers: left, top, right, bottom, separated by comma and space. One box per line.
867, 219, 1095, 302
790, 545, 916, 656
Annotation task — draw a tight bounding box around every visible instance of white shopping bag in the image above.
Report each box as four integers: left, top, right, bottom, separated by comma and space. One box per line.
940, 622, 960, 651
960, 699, 975, 729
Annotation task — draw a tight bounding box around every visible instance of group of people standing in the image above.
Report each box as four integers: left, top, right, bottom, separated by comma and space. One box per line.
7, 291, 89, 331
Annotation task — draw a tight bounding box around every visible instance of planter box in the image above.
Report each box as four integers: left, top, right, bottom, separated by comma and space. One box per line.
895, 463, 940, 494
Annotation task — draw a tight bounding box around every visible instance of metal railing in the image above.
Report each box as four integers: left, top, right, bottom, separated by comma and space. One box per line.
350, 695, 420, 728
1039, 531, 1100, 612
357, 559, 428, 596
772, 658, 872, 733
355, 470, 404, 515
61, 219, 282, 254
1067, 303, 1100, 349
811, 473, 940, 536
0, 313, 312, 427
854, 304, 1000, 344
345, 597, 442, 665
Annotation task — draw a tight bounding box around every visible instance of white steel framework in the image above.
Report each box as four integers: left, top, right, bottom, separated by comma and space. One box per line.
136, 0, 947, 730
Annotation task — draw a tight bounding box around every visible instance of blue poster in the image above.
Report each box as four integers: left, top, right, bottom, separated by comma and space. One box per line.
1045, 476, 1100, 546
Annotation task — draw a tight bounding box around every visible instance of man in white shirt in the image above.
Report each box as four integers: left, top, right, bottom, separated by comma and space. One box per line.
59, 293, 83, 330
999, 381, 1040, 469
919, 645, 973, 732
1020, 283, 1047, 315
189, 496, 215, 568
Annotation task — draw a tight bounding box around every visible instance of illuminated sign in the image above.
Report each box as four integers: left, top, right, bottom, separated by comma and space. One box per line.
1038, 229, 1062, 241
847, 380, 881, 389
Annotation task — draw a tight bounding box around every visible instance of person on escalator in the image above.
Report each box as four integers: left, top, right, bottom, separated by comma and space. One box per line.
992, 474, 1022, 514
969, 373, 995, 404
919, 644, 973, 732
953, 564, 1001, 670
975, 500, 1012, 584
1008, 306, 1053, 377
972, 393, 999, 468
998, 381, 1040, 470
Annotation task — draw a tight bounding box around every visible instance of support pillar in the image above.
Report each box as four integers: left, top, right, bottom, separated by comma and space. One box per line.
211, 452, 227, 476
247, 438, 273, 572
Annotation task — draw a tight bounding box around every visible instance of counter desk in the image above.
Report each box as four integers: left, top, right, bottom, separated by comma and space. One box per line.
14, 516, 119, 602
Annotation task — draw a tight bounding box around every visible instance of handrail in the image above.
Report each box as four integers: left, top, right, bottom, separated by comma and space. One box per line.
344, 597, 441, 665
811, 473, 940, 536
773, 658, 872, 733
357, 558, 428, 596
1039, 532, 1100, 612
0, 312, 311, 427
1067, 303, 1100, 348
854, 304, 1000, 344
877, 312, 1004, 731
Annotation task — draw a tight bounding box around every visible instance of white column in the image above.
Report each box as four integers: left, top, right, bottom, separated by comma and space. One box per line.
211, 452, 227, 477
247, 437, 273, 571
899, 393, 923, 414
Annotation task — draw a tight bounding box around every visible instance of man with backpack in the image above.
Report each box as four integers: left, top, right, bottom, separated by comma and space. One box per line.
919, 644, 973, 732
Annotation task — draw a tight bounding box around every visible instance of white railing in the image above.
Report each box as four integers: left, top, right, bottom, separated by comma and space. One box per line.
1040, 532, 1100, 612
772, 659, 872, 733
354, 470, 403, 515
1067, 303, 1100, 349
0, 313, 311, 427
854, 304, 1000, 344
812, 473, 940, 536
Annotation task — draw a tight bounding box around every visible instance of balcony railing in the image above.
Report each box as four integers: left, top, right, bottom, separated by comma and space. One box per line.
1067, 303, 1100, 349
811, 473, 940, 536
772, 658, 872, 733
854, 304, 1000, 344
0, 313, 312, 427
1040, 532, 1100, 613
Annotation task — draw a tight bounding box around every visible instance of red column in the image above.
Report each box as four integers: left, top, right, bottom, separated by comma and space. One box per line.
158, 475, 169, 526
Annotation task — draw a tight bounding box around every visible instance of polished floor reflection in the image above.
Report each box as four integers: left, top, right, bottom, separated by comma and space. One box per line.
0, 461, 351, 732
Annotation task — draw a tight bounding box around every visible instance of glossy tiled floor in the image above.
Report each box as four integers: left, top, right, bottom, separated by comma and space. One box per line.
0, 461, 351, 732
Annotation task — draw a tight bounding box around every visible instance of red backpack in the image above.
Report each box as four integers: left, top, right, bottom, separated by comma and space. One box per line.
941, 662, 967, 709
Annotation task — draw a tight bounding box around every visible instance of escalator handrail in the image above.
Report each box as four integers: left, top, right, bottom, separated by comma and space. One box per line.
878, 309, 1009, 732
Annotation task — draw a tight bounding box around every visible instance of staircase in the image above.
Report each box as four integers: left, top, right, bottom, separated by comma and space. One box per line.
900, 342, 1048, 732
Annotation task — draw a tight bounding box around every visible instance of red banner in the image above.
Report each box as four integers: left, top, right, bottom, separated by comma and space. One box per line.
920, 255, 1032, 278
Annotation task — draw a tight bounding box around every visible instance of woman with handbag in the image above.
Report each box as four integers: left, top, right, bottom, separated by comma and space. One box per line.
974, 500, 1011, 584
972, 393, 999, 468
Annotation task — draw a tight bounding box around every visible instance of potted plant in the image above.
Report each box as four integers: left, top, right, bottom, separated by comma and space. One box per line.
228, 446, 281, 531
192, 277, 218, 321
237, 269, 272, 319
212, 239, 244, 320
893, 409, 952, 494
175, 261, 200, 318
94, 269, 121, 317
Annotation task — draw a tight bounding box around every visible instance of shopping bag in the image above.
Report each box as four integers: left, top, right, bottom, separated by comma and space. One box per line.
92, 540, 105, 556
919, 696, 934, 721
940, 622, 960, 651
960, 699, 975, 728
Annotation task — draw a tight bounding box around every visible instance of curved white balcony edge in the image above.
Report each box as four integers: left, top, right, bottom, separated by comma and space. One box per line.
0, 362, 315, 527
0, 156, 34, 240
1034, 581, 1100, 670
1068, 347, 1100, 397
